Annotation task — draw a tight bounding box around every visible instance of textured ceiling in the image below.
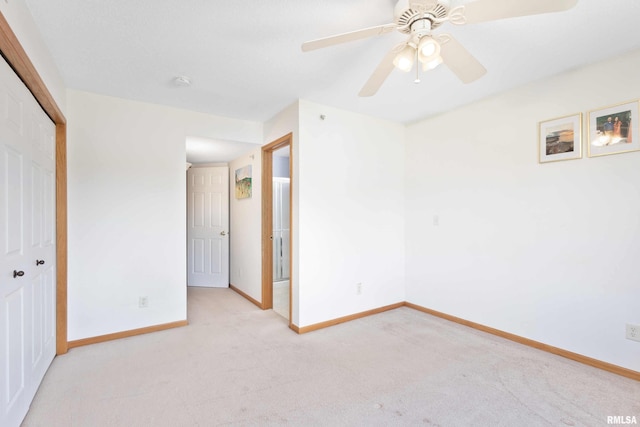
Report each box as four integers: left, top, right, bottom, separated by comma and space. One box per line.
23, 0, 640, 132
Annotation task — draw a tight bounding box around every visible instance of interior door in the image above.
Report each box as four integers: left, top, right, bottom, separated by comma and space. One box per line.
29, 104, 57, 387
0, 54, 56, 427
187, 166, 229, 287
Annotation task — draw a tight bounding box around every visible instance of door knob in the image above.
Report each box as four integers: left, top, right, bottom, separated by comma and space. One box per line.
13, 270, 25, 278
220, 231, 227, 236
36, 260, 45, 266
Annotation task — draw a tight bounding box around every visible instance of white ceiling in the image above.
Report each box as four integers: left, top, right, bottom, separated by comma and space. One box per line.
23, 0, 640, 160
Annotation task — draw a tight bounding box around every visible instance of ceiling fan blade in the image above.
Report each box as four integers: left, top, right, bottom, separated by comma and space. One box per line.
438, 34, 487, 84
461, 0, 578, 24
301, 23, 397, 52
358, 43, 406, 97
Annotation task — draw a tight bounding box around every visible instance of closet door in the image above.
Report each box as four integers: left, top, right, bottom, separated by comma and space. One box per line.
0, 54, 56, 427
28, 99, 57, 390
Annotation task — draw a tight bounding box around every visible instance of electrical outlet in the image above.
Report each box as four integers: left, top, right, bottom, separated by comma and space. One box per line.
626, 324, 640, 342
138, 296, 149, 308
356, 283, 362, 295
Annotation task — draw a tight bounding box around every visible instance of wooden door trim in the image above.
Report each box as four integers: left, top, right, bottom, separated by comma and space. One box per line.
261, 133, 292, 326
0, 12, 68, 354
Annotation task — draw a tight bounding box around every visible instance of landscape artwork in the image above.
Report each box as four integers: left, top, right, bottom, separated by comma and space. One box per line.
538, 113, 582, 163
546, 123, 575, 155
235, 165, 252, 199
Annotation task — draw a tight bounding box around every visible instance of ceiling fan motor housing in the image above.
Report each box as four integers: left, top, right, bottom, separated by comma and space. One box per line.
395, 0, 451, 34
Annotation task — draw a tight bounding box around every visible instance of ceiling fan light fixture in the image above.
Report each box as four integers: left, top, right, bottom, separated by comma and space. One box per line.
302, 0, 578, 96
417, 36, 441, 63
393, 45, 415, 72
422, 55, 443, 71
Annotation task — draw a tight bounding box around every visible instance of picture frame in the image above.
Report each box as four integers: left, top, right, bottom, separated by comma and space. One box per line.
588, 100, 640, 157
235, 165, 252, 199
538, 113, 582, 163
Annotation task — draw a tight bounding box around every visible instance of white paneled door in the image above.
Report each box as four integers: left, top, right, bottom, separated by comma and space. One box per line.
0, 55, 56, 427
187, 167, 229, 287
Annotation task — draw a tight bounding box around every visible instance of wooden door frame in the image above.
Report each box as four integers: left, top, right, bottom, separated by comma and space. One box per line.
0, 13, 68, 354
261, 133, 292, 325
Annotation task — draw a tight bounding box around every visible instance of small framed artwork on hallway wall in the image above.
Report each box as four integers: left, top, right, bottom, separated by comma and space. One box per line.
538, 113, 582, 163
235, 165, 252, 199
588, 100, 640, 157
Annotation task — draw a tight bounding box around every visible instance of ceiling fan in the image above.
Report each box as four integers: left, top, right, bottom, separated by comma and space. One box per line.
301, 0, 578, 96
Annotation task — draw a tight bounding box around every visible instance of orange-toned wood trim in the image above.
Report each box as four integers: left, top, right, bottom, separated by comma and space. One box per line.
287, 138, 293, 327
0, 12, 68, 355
294, 302, 405, 334
405, 302, 640, 382
261, 133, 293, 315
67, 320, 189, 349
230, 284, 262, 309
289, 323, 301, 334
55, 123, 68, 354
261, 146, 273, 310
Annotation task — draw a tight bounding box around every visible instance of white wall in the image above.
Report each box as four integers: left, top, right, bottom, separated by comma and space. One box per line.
230, 100, 407, 329
298, 100, 406, 327
405, 49, 640, 372
66, 89, 262, 340
0, 2, 66, 112
229, 148, 263, 303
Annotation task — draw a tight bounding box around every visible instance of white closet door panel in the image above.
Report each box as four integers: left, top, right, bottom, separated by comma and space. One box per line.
4, 90, 23, 136
4, 149, 24, 257
29, 105, 56, 388
31, 163, 42, 247
31, 275, 44, 367
43, 266, 55, 347
43, 124, 55, 162
43, 169, 54, 247
4, 287, 26, 411
0, 54, 55, 427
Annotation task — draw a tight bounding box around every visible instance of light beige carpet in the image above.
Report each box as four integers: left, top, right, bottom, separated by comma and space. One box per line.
23, 288, 640, 426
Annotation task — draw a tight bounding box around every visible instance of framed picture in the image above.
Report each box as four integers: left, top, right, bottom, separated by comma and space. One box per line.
235, 165, 252, 199
588, 100, 640, 157
538, 113, 582, 163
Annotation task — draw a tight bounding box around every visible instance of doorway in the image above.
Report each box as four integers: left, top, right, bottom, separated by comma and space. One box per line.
186, 166, 230, 288
261, 134, 292, 324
